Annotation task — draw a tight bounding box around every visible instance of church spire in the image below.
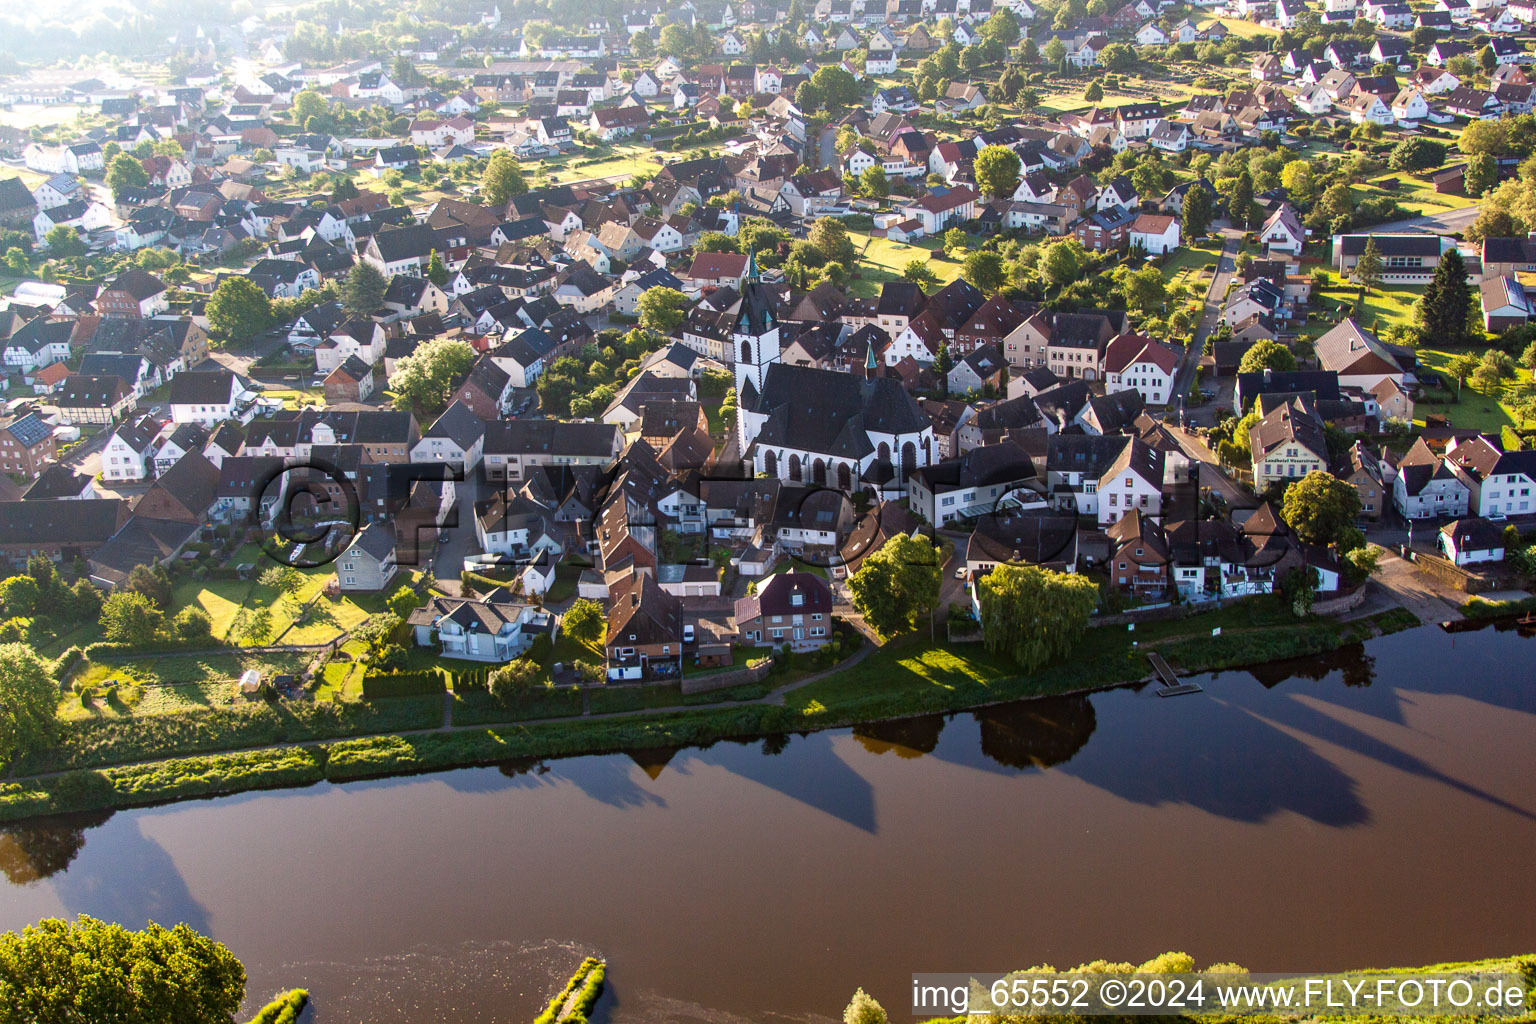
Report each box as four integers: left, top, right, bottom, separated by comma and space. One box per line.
746, 243, 759, 282
864, 340, 877, 375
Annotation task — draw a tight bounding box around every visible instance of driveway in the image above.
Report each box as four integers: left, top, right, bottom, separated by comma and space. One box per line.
424, 470, 488, 592
1372, 548, 1464, 624
1171, 226, 1240, 410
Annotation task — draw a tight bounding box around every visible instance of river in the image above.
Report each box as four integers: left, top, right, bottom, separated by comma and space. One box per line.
1, 622, 1533, 1023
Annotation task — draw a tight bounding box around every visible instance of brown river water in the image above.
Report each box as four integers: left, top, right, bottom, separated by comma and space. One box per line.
1, 621, 1533, 1023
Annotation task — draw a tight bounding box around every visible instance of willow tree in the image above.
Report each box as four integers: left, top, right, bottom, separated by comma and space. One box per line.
977, 564, 1100, 671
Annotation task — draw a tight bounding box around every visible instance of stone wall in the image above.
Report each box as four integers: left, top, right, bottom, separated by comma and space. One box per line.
680, 656, 773, 695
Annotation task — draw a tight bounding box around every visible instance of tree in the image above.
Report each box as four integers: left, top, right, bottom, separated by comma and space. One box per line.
0, 577, 40, 618
942, 227, 967, 256
846, 534, 942, 638
291, 88, 329, 125
933, 340, 954, 378
0, 915, 246, 1024
961, 250, 1007, 294
0, 644, 55, 769
1480, 44, 1497, 75
903, 259, 938, 289
1281, 470, 1364, 547
1390, 137, 1446, 173
172, 606, 213, 642
105, 153, 148, 199
480, 150, 528, 207
974, 144, 1023, 201
99, 591, 164, 646
659, 24, 693, 59
795, 80, 822, 112
1181, 183, 1213, 239
1043, 36, 1066, 66
1416, 248, 1472, 347
125, 564, 172, 609
1345, 543, 1382, 584
808, 217, 855, 262
240, 608, 273, 644
1039, 238, 1084, 288
260, 566, 306, 604
977, 564, 1100, 671
1353, 237, 1384, 293
810, 65, 860, 108
1447, 352, 1480, 392
1098, 42, 1136, 71
563, 598, 606, 648
637, 286, 689, 334
1473, 348, 1516, 392
1279, 160, 1314, 205
1464, 152, 1498, 198
630, 30, 655, 59
388, 337, 477, 414
1237, 338, 1298, 374
487, 658, 541, 702
42, 225, 83, 258
332, 175, 359, 201
205, 276, 273, 344
1120, 265, 1167, 312
859, 164, 889, 199
845, 988, 889, 1024
425, 250, 449, 287
341, 261, 388, 314
1084, 80, 1103, 102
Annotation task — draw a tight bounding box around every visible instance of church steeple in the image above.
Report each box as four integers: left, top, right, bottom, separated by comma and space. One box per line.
863, 340, 877, 377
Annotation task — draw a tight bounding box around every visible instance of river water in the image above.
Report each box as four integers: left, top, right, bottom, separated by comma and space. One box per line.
1, 622, 1533, 1023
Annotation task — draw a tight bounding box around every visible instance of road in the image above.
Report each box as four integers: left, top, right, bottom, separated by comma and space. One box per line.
1169, 225, 1241, 418
1370, 203, 1482, 237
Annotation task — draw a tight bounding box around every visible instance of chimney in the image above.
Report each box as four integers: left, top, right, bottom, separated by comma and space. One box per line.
1263, 367, 1272, 383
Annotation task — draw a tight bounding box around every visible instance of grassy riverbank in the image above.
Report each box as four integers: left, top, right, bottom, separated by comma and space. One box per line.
0, 606, 1420, 823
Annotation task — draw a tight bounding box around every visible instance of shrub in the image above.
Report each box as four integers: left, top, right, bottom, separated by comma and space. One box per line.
486, 658, 541, 702
361, 669, 446, 699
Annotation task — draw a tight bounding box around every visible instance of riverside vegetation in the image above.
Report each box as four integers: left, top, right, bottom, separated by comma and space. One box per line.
0, 600, 1421, 823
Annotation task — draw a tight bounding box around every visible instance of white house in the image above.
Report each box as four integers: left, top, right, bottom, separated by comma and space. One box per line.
1129, 213, 1181, 254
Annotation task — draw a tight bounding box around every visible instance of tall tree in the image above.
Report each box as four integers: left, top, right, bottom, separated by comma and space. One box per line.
480, 150, 527, 207
1281, 470, 1364, 547
846, 534, 943, 639
98, 590, 164, 645
387, 337, 477, 414
977, 564, 1100, 671
961, 250, 1007, 295
1181, 183, 1213, 238
0, 644, 55, 770
562, 598, 606, 648
1353, 237, 1384, 293
205, 276, 272, 344
808, 217, 854, 262
1237, 337, 1298, 374
1416, 247, 1472, 346
974, 144, 1023, 201
637, 286, 689, 334
341, 261, 388, 314
105, 153, 148, 199
1464, 152, 1498, 198
425, 250, 449, 287
0, 915, 246, 1024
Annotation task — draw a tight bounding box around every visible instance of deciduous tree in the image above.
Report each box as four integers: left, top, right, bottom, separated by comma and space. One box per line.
206, 276, 273, 344
974, 144, 1022, 201
388, 337, 477, 414
1237, 337, 1298, 374
1281, 470, 1364, 547
341, 260, 388, 314
977, 564, 1100, 671
563, 598, 606, 648
0, 644, 55, 770
480, 149, 528, 207
846, 534, 942, 638
637, 286, 689, 334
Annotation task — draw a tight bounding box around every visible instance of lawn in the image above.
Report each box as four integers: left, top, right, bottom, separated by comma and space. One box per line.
60, 651, 311, 722
1161, 247, 1218, 295
850, 232, 959, 299
170, 567, 417, 646
1216, 17, 1280, 37
0, 104, 92, 131
1412, 345, 1534, 434
1354, 173, 1480, 218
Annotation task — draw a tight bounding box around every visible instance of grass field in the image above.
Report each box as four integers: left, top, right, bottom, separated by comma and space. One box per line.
1412, 345, 1534, 433
1357, 173, 1480, 217
849, 232, 959, 299
1161, 246, 1218, 295
0, 103, 91, 131
1216, 16, 1280, 37
170, 565, 415, 647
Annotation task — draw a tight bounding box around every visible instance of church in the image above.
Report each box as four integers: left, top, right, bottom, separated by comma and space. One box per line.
732, 253, 934, 497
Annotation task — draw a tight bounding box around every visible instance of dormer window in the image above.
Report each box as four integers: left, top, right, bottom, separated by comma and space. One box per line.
791, 592, 804, 607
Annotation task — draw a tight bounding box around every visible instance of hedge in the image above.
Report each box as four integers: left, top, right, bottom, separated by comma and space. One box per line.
53, 646, 85, 679
361, 668, 447, 699
533, 957, 606, 1024
246, 990, 309, 1024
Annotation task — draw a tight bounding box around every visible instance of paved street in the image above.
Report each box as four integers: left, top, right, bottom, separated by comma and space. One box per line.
1371, 547, 1465, 624
1171, 226, 1241, 413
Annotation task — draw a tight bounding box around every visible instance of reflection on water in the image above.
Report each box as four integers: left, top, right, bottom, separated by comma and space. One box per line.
0, 623, 1533, 1024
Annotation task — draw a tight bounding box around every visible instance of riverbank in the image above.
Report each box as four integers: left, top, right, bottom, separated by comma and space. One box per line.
0, 604, 1421, 824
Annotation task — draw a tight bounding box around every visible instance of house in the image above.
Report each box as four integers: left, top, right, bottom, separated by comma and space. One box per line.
590, 105, 650, 141
1343, 441, 1392, 520
1313, 318, 1408, 391
101, 413, 161, 482
0, 498, 129, 563
0, 412, 55, 478
1046, 433, 1164, 524
1260, 204, 1305, 256
323, 355, 376, 404
684, 250, 750, 291
1104, 332, 1178, 406
56, 374, 136, 424
97, 269, 170, 318
408, 589, 555, 660
734, 570, 834, 651
1444, 435, 1536, 517
335, 522, 398, 592
907, 443, 1039, 526
1129, 213, 1180, 254
168, 369, 249, 427
411, 400, 485, 470
1249, 396, 1328, 485
1439, 518, 1505, 566
606, 570, 684, 681
1480, 276, 1531, 331
948, 344, 1007, 395
1333, 233, 1451, 283
1107, 510, 1170, 597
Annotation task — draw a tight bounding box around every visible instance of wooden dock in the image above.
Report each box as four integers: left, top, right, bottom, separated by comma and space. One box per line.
1147, 652, 1203, 697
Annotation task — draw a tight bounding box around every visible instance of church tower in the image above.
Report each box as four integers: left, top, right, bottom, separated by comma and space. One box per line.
732, 247, 780, 451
